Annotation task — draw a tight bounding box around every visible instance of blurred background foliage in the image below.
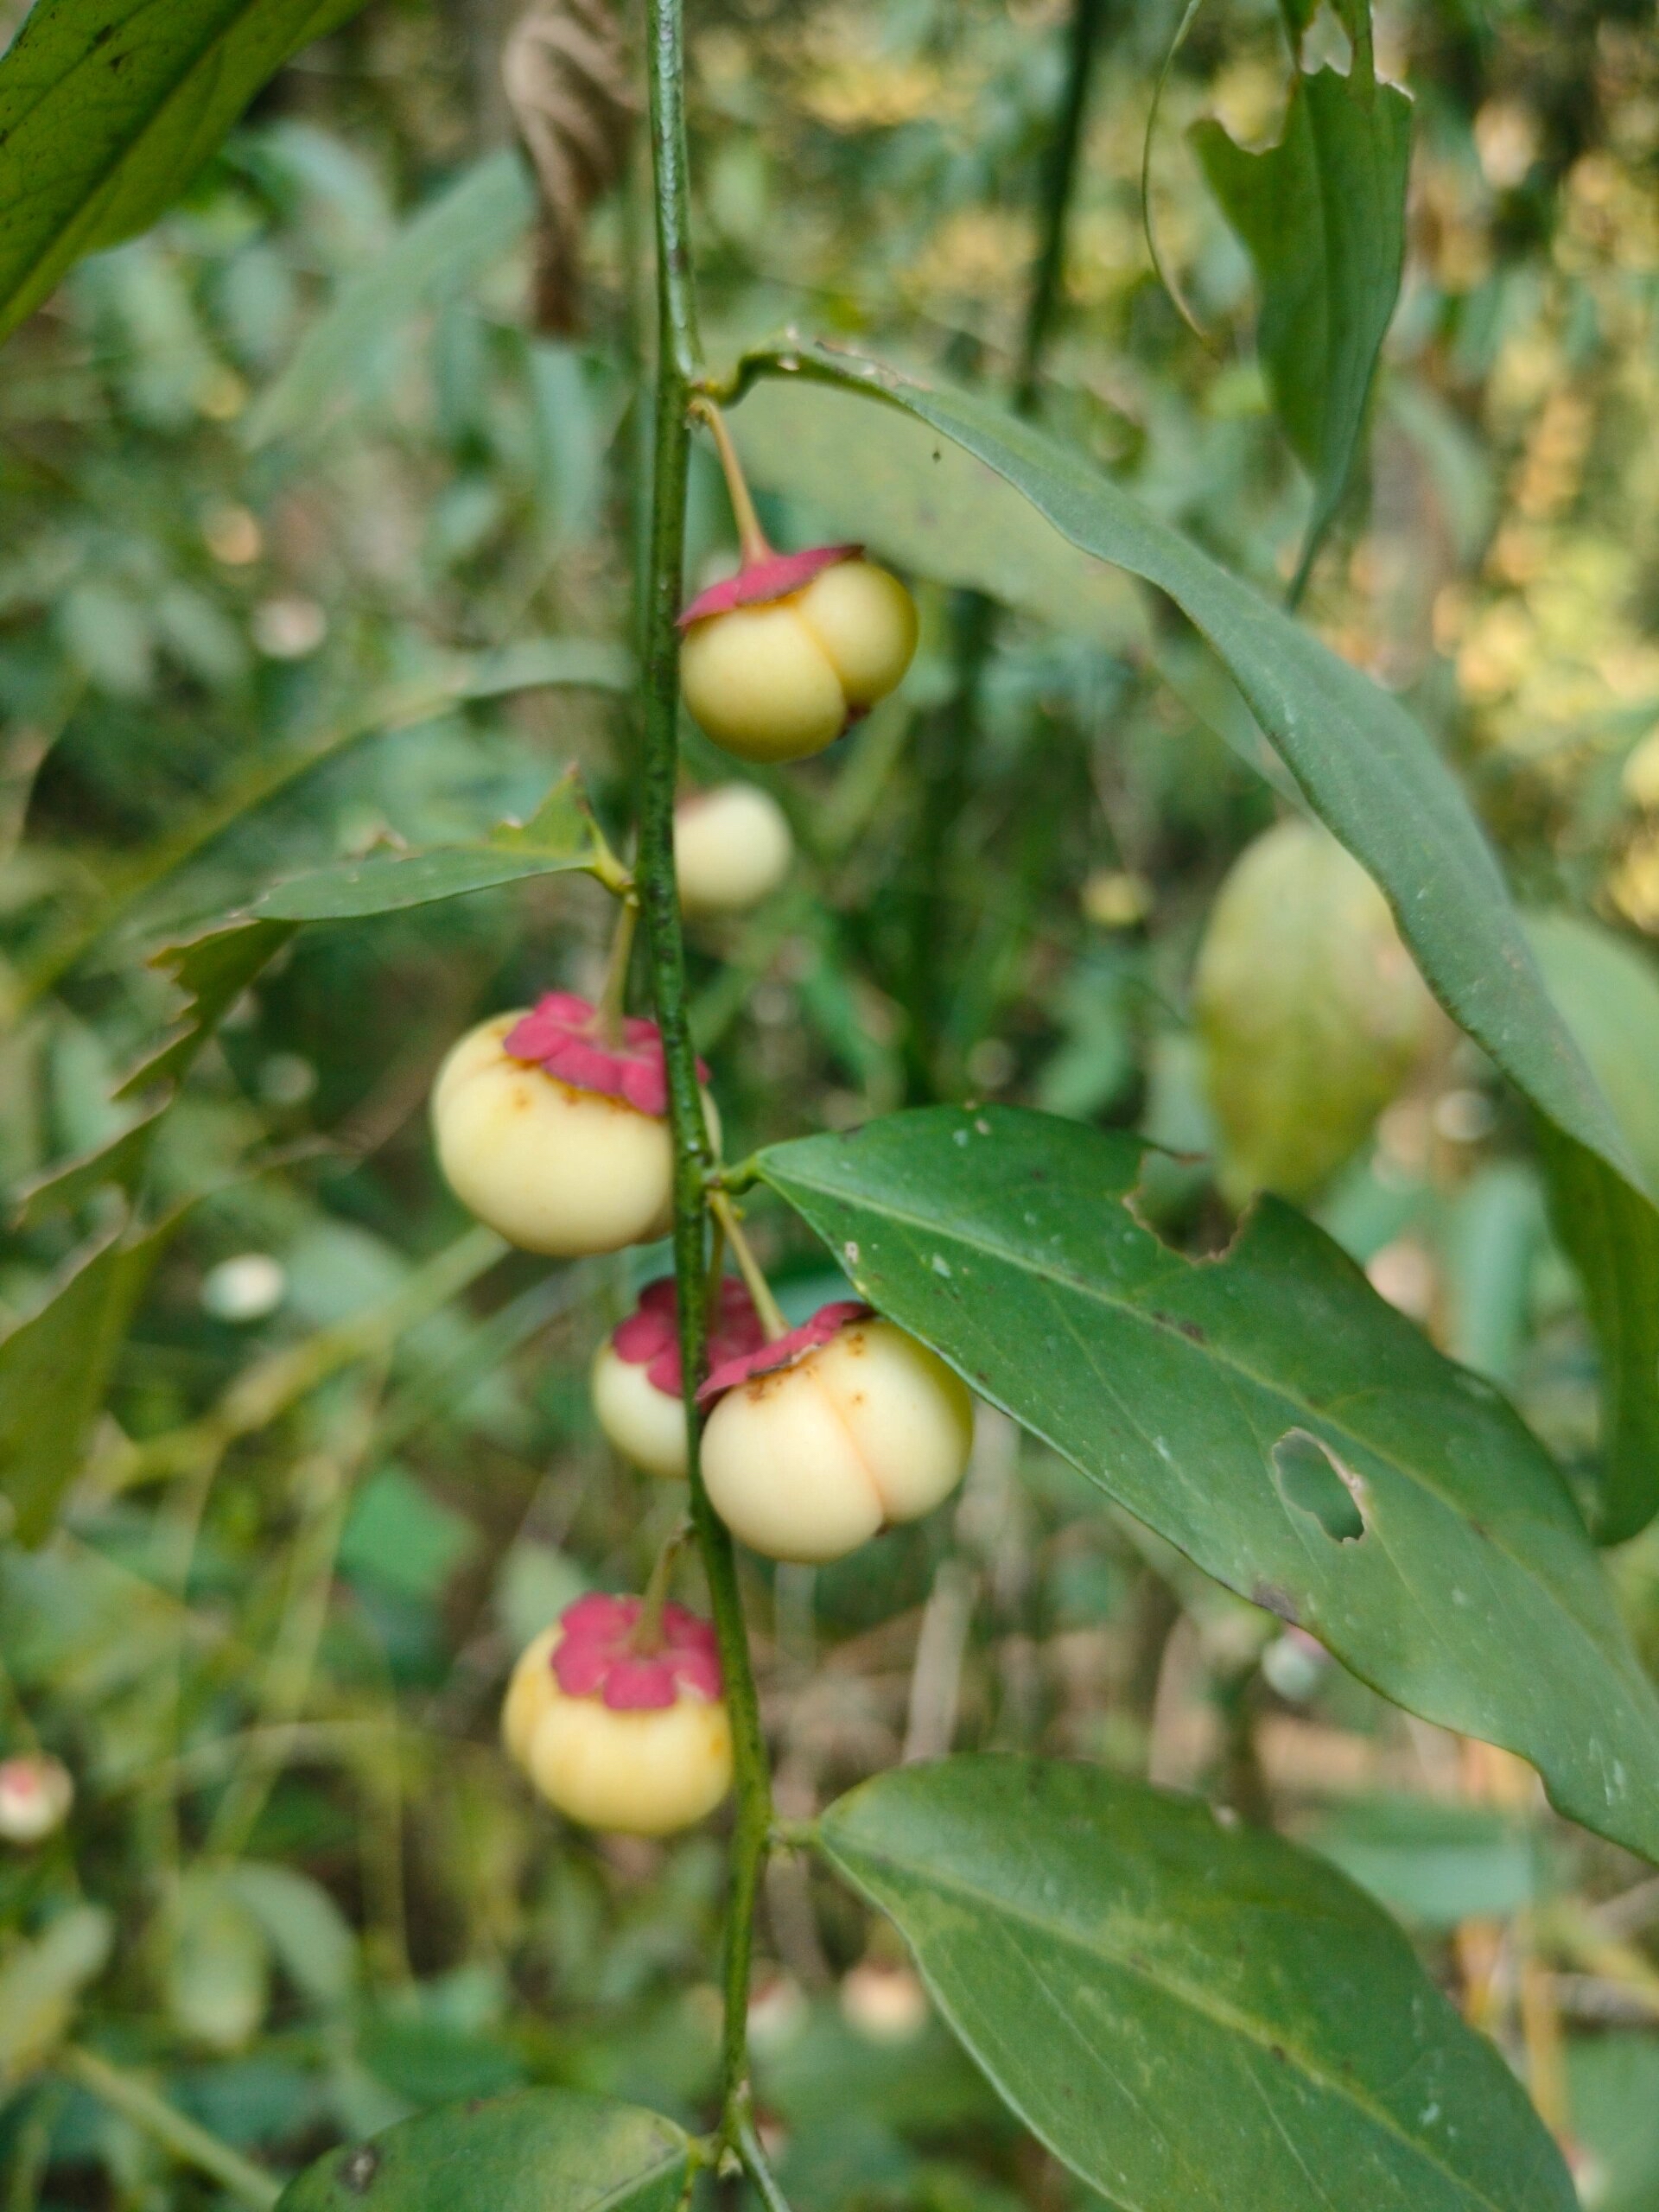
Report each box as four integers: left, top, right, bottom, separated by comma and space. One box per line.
4, 0, 1659, 2204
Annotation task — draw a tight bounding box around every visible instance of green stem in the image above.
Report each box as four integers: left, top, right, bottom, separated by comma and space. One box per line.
58, 2046, 280, 2211
1014, 0, 1111, 414
639, 0, 773, 2137
734, 2103, 795, 2212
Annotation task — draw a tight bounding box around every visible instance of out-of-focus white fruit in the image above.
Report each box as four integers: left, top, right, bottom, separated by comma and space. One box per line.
0, 1753, 73, 1844
674, 785, 793, 916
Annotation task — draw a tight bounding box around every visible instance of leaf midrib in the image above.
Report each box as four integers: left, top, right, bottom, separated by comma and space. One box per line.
766, 1157, 1629, 1685
826, 1833, 1519, 2212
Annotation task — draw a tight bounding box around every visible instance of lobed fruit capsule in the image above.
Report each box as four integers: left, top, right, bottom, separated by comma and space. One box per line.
592, 1276, 766, 1480
502, 1594, 733, 1836
1193, 820, 1440, 1204
698, 1302, 975, 1564
679, 546, 918, 765
674, 784, 794, 916
431, 994, 718, 1257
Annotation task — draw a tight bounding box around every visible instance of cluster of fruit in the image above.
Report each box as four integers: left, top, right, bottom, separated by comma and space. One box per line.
432, 418, 972, 1837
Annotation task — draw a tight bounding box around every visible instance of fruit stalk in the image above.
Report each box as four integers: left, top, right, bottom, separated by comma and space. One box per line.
638, 0, 774, 2142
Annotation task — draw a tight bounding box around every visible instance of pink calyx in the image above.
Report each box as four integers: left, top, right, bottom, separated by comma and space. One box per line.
613, 1276, 768, 1398
679, 544, 861, 628
550, 1592, 723, 1712
698, 1299, 872, 1405
503, 991, 709, 1118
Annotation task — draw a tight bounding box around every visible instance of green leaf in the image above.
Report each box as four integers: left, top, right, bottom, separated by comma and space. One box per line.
818, 1758, 1573, 2212
735, 342, 1659, 1540
250, 769, 604, 922
759, 1105, 1659, 1865
0, 1907, 114, 2086
730, 378, 1147, 652
1192, 57, 1411, 594
244, 148, 536, 449
273, 2088, 691, 2212
0, 0, 374, 342
165, 1866, 270, 2052
13, 1096, 172, 1227
118, 918, 296, 1100
1529, 912, 1659, 1543
0, 1217, 175, 1544
225, 1863, 357, 2007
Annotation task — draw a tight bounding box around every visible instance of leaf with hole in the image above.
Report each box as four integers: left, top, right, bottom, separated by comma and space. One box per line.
0, 0, 376, 342
818, 1758, 1574, 2212
760, 1104, 1659, 1864
273, 2088, 691, 2212
733, 340, 1659, 1540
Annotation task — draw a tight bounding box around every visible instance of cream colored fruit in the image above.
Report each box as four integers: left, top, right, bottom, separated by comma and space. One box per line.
501, 1634, 732, 1836
591, 1341, 688, 1479
680, 558, 918, 764
431, 1015, 718, 1257
674, 785, 794, 916
701, 1317, 975, 1564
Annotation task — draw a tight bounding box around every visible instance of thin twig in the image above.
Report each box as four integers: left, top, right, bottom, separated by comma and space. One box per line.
58, 2046, 280, 2211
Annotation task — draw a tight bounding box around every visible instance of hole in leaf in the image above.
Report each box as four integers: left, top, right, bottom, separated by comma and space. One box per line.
1271, 1430, 1366, 1543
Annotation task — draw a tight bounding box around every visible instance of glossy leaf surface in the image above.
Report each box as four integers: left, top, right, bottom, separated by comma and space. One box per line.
735, 340, 1659, 1539
819, 1758, 1573, 2212
0, 0, 373, 340
274, 2088, 690, 2212
760, 1105, 1659, 1863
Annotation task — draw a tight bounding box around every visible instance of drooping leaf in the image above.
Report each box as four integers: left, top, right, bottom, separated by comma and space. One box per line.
244, 149, 537, 449
734, 341, 1659, 1538
1529, 912, 1659, 1543
0, 1907, 114, 2086
0, 1217, 176, 1544
730, 378, 1147, 652
250, 767, 605, 921
1192, 53, 1411, 594
819, 1758, 1573, 2212
118, 918, 296, 1100
759, 1105, 1659, 1865
14, 1097, 172, 1226
273, 2088, 691, 2212
0, 0, 375, 342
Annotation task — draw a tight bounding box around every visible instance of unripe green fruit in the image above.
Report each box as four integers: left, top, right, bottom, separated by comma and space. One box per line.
1193, 820, 1440, 1204
701, 1314, 975, 1564
431, 1014, 719, 1257
680, 557, 918, 765
503, 1610, 732, 1836
674, 784, 793, 916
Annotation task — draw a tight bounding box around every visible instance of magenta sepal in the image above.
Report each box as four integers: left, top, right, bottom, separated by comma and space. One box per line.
612, 1276, 767, 1398
697, 1298, 872, 1406
550, 1592, 723, 1711
678, 543, 861, 627
503, 991, 709, 1117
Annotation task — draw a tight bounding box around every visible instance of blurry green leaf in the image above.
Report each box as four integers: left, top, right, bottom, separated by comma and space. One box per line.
356, 2016, 525, 2107
14, 1097, 171, 1226
1567, 2036, 1659, 2212
1305, 1797, 1541, 1929
274, 2089, 689, 2212
245, 149, 536, 449
1529, 913, 1659, 1544
118, 917, 296, 1100
0, 1216, 175, 1543
56, 581, 155, 697
760, 1105, 1659, 1865
1441, 1162, 1544, 1389
738, 343, 1659, 1534
734, 378, 1147, 652
0, 1909, 114, 2086
339, 1465, 478, 1603
0, 0, 376, 341
166, 1866, 270, 2052
226, 1864, 357, 2007
1192, 55, 1411, 593
251, 769, 604, 922
819, 1758, 1573, 2212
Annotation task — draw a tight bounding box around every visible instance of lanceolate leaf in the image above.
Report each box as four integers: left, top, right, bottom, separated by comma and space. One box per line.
759, 1106, 1659, 1865
0, 0, 375, 342
1529, 912, 1659, 1542
1192, 54, 1411, 594
0, 1217, 176, 1544
274, 2088, 691, 2212
819, 1758, 1574, 2212
735, 341, 1659, 1538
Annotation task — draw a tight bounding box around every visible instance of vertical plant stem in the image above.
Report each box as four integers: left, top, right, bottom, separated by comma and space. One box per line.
639, 0, 773, 2134
903, 0, 1111, 1099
